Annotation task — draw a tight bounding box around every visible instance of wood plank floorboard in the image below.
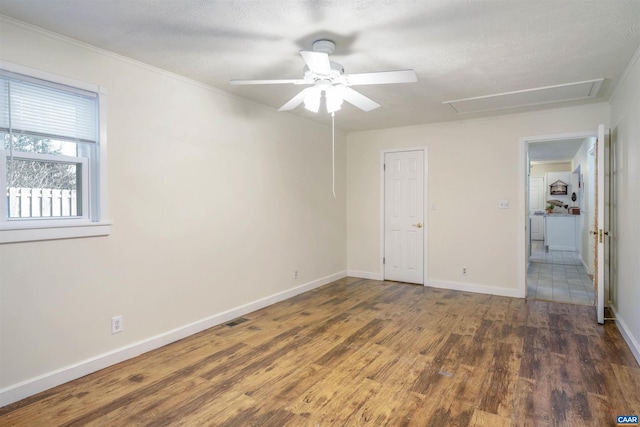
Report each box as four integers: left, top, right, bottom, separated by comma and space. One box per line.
1, 277, 639, 426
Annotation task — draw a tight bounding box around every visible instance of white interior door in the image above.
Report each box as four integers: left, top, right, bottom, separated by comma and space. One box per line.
529, 176, 545, 240
529, 176, 545, 211
587, 147, 596, 275
595, 124, 609, 324
384, 150, 424, 284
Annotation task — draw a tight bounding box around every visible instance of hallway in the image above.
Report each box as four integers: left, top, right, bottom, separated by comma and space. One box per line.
527, 241, 595, 305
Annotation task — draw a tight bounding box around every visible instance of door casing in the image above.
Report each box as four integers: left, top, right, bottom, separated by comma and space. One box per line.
519, 130, 597, 300
380, 147, 428, 284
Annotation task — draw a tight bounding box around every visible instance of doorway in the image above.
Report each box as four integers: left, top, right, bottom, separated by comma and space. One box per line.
523, 132, 596, 306
381, 148, 428, 284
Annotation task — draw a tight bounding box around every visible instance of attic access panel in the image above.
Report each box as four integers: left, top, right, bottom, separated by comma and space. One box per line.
550, 180, 569, 195
443, 79, 603, 114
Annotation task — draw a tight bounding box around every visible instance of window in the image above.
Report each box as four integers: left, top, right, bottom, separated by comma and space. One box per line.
0, 62, 110, 243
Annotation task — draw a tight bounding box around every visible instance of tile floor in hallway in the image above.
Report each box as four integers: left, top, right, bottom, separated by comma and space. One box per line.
527, 240, 595, 305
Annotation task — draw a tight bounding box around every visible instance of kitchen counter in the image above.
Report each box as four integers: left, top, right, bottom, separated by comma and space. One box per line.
544, 213, 579, 217
530, 212, 580, 218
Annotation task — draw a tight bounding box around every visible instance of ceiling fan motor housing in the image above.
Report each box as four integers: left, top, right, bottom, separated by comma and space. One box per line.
303, 61, 344, 82
312, 39, 336, 54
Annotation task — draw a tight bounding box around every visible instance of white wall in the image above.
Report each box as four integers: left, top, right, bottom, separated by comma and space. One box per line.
571, 138, 596, 270
0, 18, 347, 403
530, 162, 572, 177
347, 104, 609, 297
609, 46, 640, 363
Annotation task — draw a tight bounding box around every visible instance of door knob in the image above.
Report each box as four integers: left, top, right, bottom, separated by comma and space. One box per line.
413, 223, 423, 228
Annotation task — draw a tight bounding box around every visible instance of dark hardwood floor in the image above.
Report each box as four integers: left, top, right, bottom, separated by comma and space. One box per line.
1, 277, 638, 426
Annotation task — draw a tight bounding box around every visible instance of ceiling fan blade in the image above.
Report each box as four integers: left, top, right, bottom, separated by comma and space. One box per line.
278, 88, 313, 111
230, 78, 306, 85
300, 50, 331, 75
346, 69, 417, 85
341, 87, 381, 112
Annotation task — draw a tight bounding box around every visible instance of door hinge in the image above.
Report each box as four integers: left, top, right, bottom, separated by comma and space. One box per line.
383, 257, 385, 264
383, 163, 386, 171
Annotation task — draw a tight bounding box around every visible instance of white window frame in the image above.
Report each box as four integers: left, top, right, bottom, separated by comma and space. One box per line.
1, 151, 89, 221
0, 61, 111, 244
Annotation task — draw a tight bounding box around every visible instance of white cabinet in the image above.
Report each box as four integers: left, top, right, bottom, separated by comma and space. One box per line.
545, 215, 577, 251
531, 215, 545, 241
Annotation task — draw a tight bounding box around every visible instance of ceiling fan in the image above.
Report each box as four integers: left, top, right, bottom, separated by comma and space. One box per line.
230, 39, 417, 114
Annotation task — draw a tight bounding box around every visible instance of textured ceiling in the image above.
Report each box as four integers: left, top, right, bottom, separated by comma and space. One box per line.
529, 138, 586, 162
1, 0, 639, 133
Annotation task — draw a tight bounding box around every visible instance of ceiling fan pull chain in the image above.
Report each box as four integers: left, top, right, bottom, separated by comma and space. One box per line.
332, 111, 336, 198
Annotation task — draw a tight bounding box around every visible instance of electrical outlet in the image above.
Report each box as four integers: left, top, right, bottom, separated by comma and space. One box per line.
111, 315, 123, 334
461, 267, 468, 276
498, 199, 510, 209
293, 270, 298, 279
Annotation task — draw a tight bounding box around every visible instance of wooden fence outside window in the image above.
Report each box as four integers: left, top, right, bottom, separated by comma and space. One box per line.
7, 187, 78, 218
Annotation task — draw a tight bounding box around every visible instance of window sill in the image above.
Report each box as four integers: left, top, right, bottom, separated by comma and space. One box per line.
0, 220, 112, 244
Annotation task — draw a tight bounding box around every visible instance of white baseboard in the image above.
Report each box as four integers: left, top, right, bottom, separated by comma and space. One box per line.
610, 306, 640, 366
0, 270, 347, 408
347, 270, 382, 280
426, 279, 525, 299
346, 272, 524, 299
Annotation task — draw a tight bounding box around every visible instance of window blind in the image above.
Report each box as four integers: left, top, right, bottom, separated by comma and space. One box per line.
0, 77, 9, 133
0, 70, 98, 143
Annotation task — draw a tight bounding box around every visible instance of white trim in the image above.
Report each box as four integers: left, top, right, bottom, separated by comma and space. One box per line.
443, 79, 604, 114
610, 306, 640, 366
427, 279, 525, 299
2, 150, 83, 164
1, 150, 90, 223
347, 270, 383, 280
96, 86, 109, 222
519, 137, 527, 302
348, 272, 524, 298
0, 60, 100, 93
521, 130, 596, 144
0, 221, 112, 243
379, 146, 428, 285
379, 152, 385, 282
609, 42, 640, 104
581, 257, 590, 272
0, 270, 347, 407
0, 60, 112, 243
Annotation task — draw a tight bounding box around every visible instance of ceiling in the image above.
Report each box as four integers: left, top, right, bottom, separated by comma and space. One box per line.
528, 138, 587, 163
1, 0, 640, 132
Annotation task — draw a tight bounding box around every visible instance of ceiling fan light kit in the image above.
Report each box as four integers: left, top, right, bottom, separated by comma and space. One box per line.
230, 39, 418, 114
304, 86, 322, 112
325, 85, 346, 113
